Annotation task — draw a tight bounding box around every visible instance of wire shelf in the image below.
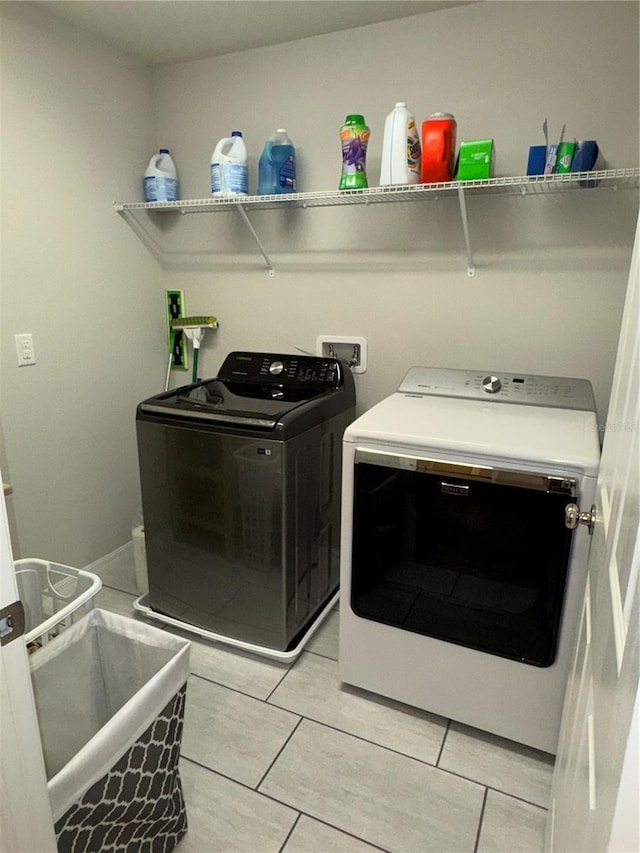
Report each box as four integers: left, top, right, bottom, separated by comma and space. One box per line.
114, 168, 639, 277
114, 169, 640, 214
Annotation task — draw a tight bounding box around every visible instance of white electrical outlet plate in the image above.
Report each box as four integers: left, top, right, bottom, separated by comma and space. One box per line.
316, 335, 367, 374
15, 333, 36, 366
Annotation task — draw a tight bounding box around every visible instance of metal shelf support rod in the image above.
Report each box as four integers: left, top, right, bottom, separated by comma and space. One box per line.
457, 187, 475, 277
234, 203, 275, 276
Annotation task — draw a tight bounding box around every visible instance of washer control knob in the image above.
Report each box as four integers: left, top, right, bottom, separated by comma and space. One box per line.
269, 361, 284, 375
482, 375, 502, 394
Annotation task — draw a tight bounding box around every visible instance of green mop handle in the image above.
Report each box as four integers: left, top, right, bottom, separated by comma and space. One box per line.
192, 343, 200, 384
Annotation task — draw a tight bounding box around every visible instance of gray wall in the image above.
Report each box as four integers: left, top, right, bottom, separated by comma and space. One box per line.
151, 0, 639, 419
0, 3, 161, 564
0, 1, 638, 567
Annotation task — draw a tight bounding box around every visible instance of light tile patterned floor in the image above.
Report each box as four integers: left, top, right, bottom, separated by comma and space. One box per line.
95, 554, 552, 853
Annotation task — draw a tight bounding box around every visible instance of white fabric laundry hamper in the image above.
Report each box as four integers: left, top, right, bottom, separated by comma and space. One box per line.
29, 608, 190, 853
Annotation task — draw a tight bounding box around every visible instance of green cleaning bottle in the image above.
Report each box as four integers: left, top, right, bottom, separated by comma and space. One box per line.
339, 114, 370, 190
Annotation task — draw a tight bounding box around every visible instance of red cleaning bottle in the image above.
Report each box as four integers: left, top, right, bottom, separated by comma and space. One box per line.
420, 113, 457, 183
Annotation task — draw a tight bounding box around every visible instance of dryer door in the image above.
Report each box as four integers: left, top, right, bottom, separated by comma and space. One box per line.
351, 450, 578, 667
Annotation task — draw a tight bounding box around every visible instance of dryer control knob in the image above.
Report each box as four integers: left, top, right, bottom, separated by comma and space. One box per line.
482, 375, 502, 394
269, 361, 284, 375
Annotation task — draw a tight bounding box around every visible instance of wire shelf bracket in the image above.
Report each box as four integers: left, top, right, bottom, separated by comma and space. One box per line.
457, 187, 475, 277
234, 203, 275, 276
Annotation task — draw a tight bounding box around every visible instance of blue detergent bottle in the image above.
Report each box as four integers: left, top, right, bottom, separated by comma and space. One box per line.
257, 129, 296, 195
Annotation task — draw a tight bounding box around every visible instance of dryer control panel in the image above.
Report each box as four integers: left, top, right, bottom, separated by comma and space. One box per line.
398, 366, 596, 411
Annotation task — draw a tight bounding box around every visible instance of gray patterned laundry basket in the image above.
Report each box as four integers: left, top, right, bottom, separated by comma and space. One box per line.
29, 608, 190, 852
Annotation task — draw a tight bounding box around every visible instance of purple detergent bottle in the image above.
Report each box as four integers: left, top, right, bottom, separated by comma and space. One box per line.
339, 114, 370, 190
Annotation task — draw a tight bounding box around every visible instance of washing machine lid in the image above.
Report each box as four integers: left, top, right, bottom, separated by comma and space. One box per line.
138, 351, 352, 431
142, 377, 325, 430
346, 367, 601, 475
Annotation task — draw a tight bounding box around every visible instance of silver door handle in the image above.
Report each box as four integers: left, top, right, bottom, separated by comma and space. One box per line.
565, 503, 596, 535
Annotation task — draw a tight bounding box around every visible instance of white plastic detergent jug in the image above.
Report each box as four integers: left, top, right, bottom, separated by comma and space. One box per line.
143, 149, 179, 202
379, 102, 421, 186
257, 129, 296, 195
211, 131, 248, 197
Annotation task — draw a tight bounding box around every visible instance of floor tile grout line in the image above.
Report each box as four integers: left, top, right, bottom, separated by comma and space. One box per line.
186, 646, 439, 747
188, 669, 294, 705
258, 791, 394, 853
264, 664, 553, 808
276, 810, 393, 853
276, 711, 550, 809
439, 765, 552, 811
187, 667, 549, 808
264, 654, 301, 702
277, 813, 301, 853
100, 582, 137, 596
106, 592, 551, 817
179, 753, 276, 793
484, 787, 550, 811
436, 718, 452, 767
182, 712, 482, 850
263, 700, 448, 770
180, 708, 486, 853
288, 815, 394, 853
305, 648, 339, 662
473, 788, 489, 853
255, 716, 304, 791
180, 751, 473, 853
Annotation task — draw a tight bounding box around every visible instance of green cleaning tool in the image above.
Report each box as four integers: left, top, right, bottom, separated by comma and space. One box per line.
165, 290, 187, 391
169, 317, 219, 384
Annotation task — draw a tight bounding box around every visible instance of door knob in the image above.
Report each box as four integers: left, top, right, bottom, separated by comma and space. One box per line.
565, 503, 596, 534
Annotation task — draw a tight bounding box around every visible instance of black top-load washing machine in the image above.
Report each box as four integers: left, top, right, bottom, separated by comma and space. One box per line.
136, 351, 356, 657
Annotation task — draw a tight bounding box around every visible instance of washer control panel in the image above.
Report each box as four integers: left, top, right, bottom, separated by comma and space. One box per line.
398, 366, 596, 411
219, 351, 343, 387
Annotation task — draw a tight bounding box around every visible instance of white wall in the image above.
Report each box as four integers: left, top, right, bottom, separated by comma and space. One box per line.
0, 3, 161, 565
150, 0, 639, 419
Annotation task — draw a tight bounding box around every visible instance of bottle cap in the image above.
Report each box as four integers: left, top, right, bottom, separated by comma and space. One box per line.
159, 148, 170, 153
231, 130, 243, 137
395, 102, 407, 108
276, 128, 287, 133
345, 115, 365, 125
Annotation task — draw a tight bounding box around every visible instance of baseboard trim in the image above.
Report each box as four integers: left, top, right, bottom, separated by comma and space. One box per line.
83, 541, 132, 576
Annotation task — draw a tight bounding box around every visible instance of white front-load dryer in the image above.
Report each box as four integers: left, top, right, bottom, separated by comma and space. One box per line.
339, 367, 600, 754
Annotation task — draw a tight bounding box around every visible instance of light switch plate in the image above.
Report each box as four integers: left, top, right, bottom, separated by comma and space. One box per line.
15, 333, 36, 366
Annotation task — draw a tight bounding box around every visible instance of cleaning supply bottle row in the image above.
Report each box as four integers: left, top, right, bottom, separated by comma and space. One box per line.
377, 104, 457, 186
141, 108, 461, 203
142, 130, 299, 201
210, 129, 297, 197
336, 105, 456, 190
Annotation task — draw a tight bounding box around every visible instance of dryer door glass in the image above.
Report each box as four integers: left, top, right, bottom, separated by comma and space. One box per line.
351, 455, 576, 667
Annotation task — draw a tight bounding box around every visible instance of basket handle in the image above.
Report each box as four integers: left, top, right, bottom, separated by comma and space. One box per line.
45, 564, 76, 600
